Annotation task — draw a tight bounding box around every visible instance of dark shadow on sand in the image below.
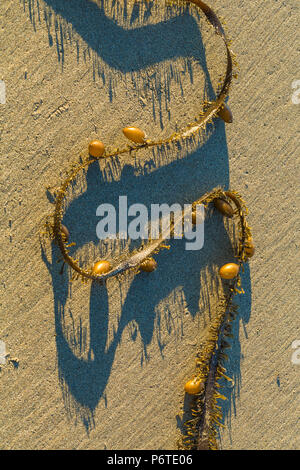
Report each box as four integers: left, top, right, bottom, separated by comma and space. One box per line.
36, 0, 252, 441
23, 0, 216, 123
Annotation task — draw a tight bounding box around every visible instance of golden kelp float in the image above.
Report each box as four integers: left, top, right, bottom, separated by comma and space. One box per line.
92, 260, 112, 275
61, 224, 69, 241
122, 127, 146, 144
245, 238, 255, 258
140, 258, 157, 272
184, 377, 205, 395
88, 140, 105, 158
45, 0, 254, 451
213, 198, 234, 218
219, 263, 240, 279
217, 103, 233, 123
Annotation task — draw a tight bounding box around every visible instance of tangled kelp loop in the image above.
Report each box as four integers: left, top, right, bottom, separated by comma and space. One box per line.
47, 0, 235, 281
42, 0, 251, 451
46, 182, 253, 450
47, 183, 251, 284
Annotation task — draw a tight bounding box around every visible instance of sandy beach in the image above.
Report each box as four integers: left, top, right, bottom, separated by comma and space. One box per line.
0, 0, 299, 450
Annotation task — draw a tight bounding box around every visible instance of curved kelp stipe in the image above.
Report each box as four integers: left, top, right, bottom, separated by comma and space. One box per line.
46, 0, 235, 281
178, 190, 253, 450
40, 1, 253, 448
43, 185, 254, 442
41, 124, 231, 432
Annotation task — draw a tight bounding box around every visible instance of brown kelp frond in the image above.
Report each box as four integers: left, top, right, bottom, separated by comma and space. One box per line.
47, 149, 252, 448
40, 0, 252, 450
179, 291, 239, 450
178, 189, 252, 450
50, 184, 251, 285
43, 0, 236, 282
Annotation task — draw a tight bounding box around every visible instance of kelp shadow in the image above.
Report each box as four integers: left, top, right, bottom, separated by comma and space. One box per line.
41, 126, 251, 437
217, 263, 252, 447
175, 244, 251, 445
22, 0, 216, 125
35, 0, 252, 444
